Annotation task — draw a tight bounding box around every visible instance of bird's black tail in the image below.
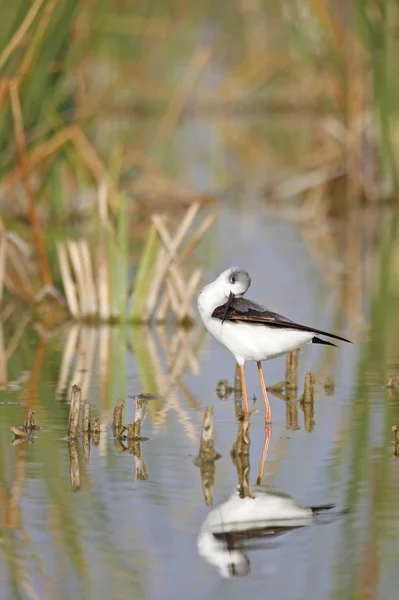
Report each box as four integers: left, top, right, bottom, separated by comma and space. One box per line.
312, 336, 337, 347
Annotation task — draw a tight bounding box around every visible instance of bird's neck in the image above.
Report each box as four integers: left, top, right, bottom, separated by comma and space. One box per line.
197, 285, 227, 317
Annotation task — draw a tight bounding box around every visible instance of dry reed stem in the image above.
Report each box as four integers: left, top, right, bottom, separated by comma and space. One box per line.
68, 384, 81, 439
78, 327, 96, 403
17, 0, 57, 82
153, 280, 173, 321
143, 327, 200, 436
217, 52, 291, 99
306, 0, 343, 61
55, 325, 79, 401
1, 126, 77, 194
179, 212, 217, 262
98, 326, 110, 412
0, 224, 6, 303
97, 181, 111, 227
67, 240, 88, 317
0, 302, 16, 323
9, 80, 52, 287
72, 128, 116, 209
103, 16, 171, 37
0, 325, 6, 387
5, 242, 35, 299
3, 272, 31, 303
175, 268, 202, 321
154, 47, 211, 146
151, 216, 196, 320
56, 243, 80, 318
145, 203, 199, 319
96, 185, 111, 320
79, 240, 97, 316
0, 0, 45, 70
0, 124, 116, 209
113, 399, 125, 437
0, 79, 10, 112
168, 329, 199, 381
5, 315, 30, 360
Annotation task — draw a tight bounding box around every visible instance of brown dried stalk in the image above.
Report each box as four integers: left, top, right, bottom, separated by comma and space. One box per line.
9, 80, 52, 287
0, 0, 45, 71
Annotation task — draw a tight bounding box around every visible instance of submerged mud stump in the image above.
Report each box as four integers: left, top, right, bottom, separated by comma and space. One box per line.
324, 376, 335, 395
393, 426, 399, 458
195, 406, 221, 507
10, 409, 40, 441
231, 412, 252, 498
82, 399, 90, 433
286, 349, 299, 391
286, 398, 300, 431
68, 384, 81, 439
69, 439, 80, 492
216, 379, 233, 400
132, 394, 151, 440
113, 399, 126, 437
300, 372, 315, 432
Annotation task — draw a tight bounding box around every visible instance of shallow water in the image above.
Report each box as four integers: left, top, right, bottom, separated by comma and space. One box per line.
1, 204, 399, 600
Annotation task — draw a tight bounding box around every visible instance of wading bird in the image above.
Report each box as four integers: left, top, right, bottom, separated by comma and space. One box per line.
198, 267, 351, 422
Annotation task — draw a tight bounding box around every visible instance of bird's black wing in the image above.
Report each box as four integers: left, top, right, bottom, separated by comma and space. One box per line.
212, 297, 352, 343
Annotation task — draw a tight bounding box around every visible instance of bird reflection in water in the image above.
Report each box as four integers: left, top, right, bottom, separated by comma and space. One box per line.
197, 419, 343, 578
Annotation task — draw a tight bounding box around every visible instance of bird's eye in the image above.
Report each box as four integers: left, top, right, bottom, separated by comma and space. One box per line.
230, 275, 236, 284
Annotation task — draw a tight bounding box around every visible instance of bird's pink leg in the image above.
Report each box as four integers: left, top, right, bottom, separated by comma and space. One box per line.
239, 364, 249, 413
256, 423, 272, 485
257, 361, 272, 423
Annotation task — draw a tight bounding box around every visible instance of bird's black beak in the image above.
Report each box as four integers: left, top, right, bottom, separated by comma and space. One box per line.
222, 291, 235, 324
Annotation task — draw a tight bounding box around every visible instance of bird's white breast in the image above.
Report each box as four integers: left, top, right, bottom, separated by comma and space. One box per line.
203, 315, 313, 365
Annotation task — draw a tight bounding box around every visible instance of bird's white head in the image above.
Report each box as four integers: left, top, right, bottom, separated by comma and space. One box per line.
216, 267, 251, 298
197, 267, 251, 316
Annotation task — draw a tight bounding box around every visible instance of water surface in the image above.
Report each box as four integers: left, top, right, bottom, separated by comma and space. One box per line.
1, 204, 399, 600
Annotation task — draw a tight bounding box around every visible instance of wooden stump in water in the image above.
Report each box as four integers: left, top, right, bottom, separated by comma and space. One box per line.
286, 350, 299, 391
68, 385, 81, 439
82, 399, 90, 433
300, 372, 315, 432
68, 439, 80, 492
231, 413, 252, 498
393, 426, 399, 458
113, 399, 125, 437
195, 406, 221, 507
